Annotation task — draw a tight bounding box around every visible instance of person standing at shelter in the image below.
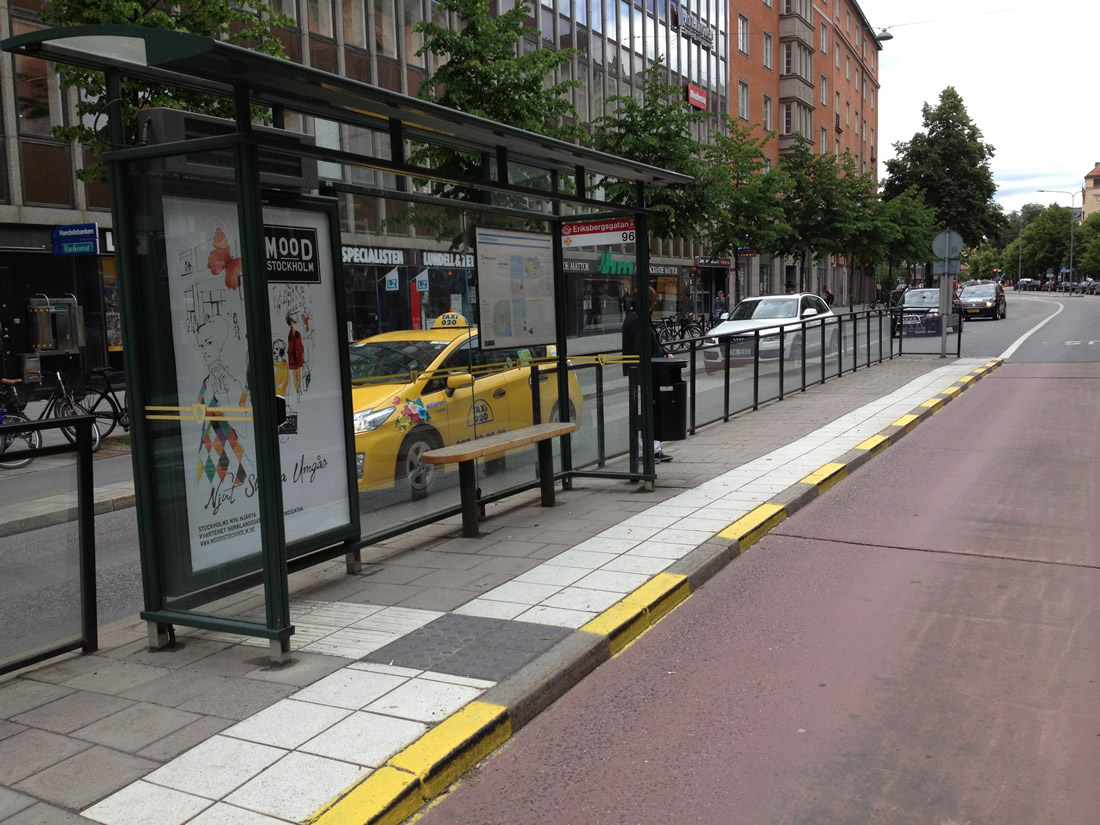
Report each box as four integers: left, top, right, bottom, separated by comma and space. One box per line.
622, 287, 673, 462
822, 285, 834, 306
714, 289, 728, 315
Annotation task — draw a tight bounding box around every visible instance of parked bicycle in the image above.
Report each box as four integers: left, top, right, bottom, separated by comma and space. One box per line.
16, 371, 101, 453
654, 313, 706, 353
0, 379, 41, 469
80, 367, 129, 440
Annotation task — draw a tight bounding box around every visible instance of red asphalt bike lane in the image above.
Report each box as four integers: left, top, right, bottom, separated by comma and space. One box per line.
414, 363, 1100, 825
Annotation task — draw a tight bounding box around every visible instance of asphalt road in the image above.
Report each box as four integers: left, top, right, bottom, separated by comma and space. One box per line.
410, 292, 1100, 825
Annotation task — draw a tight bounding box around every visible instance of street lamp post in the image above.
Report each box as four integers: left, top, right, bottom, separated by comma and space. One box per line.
1038, 189, 1082, 288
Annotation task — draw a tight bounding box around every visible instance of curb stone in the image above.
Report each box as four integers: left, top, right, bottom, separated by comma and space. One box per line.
305, 358, 1004, 825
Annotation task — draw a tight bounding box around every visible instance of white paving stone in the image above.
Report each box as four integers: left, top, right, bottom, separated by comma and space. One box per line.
451, 598, 529, 620
144, 736, 286, 800
298, 710, 427, 766
599, 554, 672, 575
222, 699, 350, 749
479, 580, 562, 605
573, 569, 650, 594
539, 586, 623, 613
515, 564, 591, 587
347, 661, 424, 679
225, 751, 368, 822
596, 523, 663, 542
543, 548, 623, 569
418, 672, 496, 690
570, 536, 641, 554
625, 541, 697, 560
649, 527, 716, 545
292, 667, 408, 710
83, 781, 212, 825
364, 678, 484, 723
186, 803, 289, 824
516, 604, 595, 628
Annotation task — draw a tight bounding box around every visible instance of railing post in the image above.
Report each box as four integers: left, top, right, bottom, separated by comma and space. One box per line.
800, 320, 807, 392
688, 339, 697, 435
595, 361, 606, 467
778, 326, 785, 401
752, 331, 760, 411
853, 311, 859, 373
723, 337, 731, 421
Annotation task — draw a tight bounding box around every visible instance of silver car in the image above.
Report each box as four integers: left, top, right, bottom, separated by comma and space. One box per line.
702, 293, 837, 373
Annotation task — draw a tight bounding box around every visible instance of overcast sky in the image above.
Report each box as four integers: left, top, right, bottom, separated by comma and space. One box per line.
857, 0, 1099, 216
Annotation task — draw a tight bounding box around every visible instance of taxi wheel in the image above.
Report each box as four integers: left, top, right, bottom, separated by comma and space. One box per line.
549, 401, 577, 423
397, 428, 442, 500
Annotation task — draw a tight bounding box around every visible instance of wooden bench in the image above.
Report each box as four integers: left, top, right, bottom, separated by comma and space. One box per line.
421, 422, 578, 537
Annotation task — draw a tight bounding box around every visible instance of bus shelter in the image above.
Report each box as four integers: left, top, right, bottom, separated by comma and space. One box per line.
1, 25, 691, 659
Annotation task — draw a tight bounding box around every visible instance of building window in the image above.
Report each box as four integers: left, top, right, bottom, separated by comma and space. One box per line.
759, 263, 772, 295
821, 127, 828, 153
821, 75, 828, 104
343, 0, 367, 48
739, 14, 750, 54
835, 138, 840, 155
739, 81, 750, 121
375, 0, 398, 60
845, 56, 850, 80
846, 11, 851, 33
406, 0, 427, 69
762, 94, 773, 130
845, 101, 850, 126
835, 90, 840, 111
763, 32, 773, 70
306, 0, 334, 38
821, 23, 828, 53
835, 48, 840, 69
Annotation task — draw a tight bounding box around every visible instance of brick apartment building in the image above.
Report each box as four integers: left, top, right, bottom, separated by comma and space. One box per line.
0, 0, 882, 381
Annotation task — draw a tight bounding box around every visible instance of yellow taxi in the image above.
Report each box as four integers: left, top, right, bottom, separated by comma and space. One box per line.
349, 313, 584, 497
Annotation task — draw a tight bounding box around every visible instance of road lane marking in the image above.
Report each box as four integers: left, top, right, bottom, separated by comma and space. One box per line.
999, 299, 1063, 360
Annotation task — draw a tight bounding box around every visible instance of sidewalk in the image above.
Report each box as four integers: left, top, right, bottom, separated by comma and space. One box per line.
0, 355, 1002, 825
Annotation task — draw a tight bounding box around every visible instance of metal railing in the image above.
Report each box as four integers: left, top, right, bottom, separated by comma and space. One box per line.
0, 416, 97, 676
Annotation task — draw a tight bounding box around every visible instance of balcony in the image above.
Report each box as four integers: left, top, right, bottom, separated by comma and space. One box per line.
779, 16, 814, 49
779, 75, 814, 107
835, 114, 843, 133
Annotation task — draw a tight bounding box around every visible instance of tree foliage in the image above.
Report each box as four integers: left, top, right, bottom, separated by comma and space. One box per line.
590, 58, 711, 243
879, 186, 938, 282
882, 87, 1004, 248
701, 117, 789, 301
40, 0, 293, 181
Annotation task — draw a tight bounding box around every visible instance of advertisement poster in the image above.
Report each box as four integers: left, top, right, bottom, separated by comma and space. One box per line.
162, 196, 351, 573
474, 227, 556, 349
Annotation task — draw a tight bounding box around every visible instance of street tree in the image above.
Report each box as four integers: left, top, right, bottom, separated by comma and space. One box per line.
836, 157, 885, 303
397, 0, 583, 241
882, 87, 1004, 250
702, 117, 790, 303
39, 0, 293, 181
774, 138, 857, 293
965, 242, 1001, 283
1023, 204, 1075, 278
879, 186, 938, 286
590, 58, 712, 244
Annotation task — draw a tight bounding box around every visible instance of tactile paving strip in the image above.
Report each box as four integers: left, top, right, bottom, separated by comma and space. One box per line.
362, 614, 572, 681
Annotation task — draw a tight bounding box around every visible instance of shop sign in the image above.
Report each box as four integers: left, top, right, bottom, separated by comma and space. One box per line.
561, 218, 636, 248
384, 268, 400, 291
597, 251, 634, 275
264, 225, 319, 282
686, 83, 708, 110
563, 259, 595, 273
422, 250, 474, 268
649, 264, 682, 276
671, 5, 714, 49
415, 270, 430, 291
695, 257, 732, 268
52, 223, 98, 256
342, 246, 404, 265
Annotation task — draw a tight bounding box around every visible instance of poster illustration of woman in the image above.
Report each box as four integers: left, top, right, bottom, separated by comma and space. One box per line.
195, 314, 254, 499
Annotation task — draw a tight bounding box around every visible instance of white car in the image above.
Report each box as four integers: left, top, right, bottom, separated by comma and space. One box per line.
702, 293, 837, 373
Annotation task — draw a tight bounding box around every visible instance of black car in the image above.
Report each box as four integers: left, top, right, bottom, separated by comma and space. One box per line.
895, 288, 962, 336
959, 283, 1006, 320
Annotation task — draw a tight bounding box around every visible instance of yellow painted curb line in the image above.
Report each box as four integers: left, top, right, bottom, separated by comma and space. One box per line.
717, 502, 787, 550
854, 434, 890, 455
309, 702, 510, 825
892, 413, 920, 432
800, 462, 848, 493
390, 701, 511, 799
919, 397, 945, 413
583, 573, 690, 655
307, 766, 422, 825
941, 385, 963, 398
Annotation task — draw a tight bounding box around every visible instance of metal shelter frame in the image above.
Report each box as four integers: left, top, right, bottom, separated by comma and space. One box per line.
1, 25, 692, 659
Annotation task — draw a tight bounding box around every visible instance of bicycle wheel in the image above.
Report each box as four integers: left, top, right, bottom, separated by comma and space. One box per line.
80, 389, 120, 440
659, 326, 685, 353
55, 399, 102, 452
0, 412, 42, 469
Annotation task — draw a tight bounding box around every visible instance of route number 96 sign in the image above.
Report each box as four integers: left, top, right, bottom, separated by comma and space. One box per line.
561, 218, 636, 248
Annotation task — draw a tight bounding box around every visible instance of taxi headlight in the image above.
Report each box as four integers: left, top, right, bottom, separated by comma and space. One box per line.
354, 407, 395, 433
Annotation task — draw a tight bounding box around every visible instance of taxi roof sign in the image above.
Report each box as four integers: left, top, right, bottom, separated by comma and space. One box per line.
432, 311, 470, 329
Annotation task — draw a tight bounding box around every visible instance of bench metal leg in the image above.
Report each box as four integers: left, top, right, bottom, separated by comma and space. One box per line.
537, 440, 555, 507
458, 460, 480, 537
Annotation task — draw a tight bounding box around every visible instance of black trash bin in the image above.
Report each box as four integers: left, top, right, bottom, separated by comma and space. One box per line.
652, 359, 687, 441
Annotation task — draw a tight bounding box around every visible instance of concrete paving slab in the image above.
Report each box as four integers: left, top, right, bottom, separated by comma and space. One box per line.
11, 691, 134, 735
4, 801, 90, 824
0, 680, 74, 718
135, 715, 234, 763
0, 729, 92, 785
0, 786, 37, 820
82, 780, 212, 825
175, 679, 297, 721
13, 745, 158, 810
71, 702, 203, 752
